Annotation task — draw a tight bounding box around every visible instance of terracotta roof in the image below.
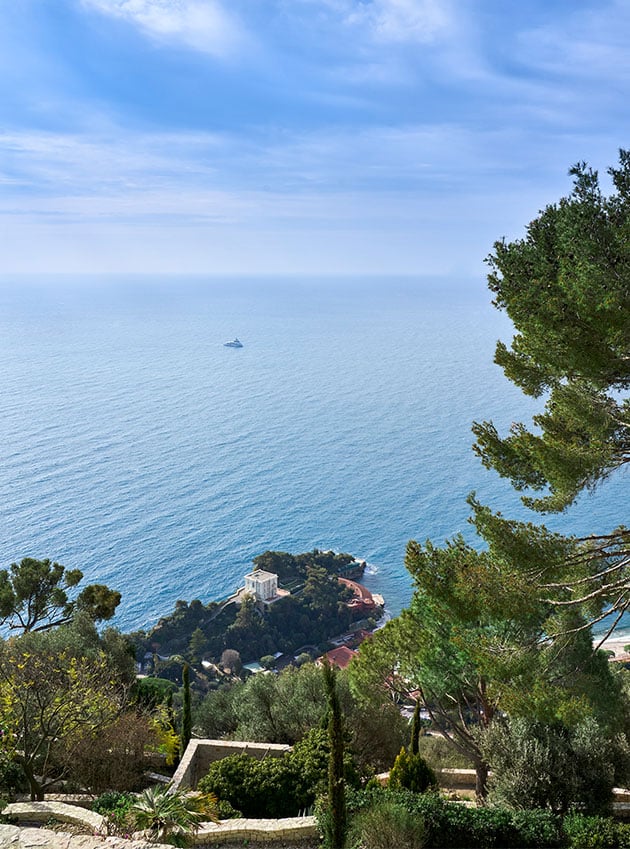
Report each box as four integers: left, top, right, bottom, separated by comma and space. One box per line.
322, 645, 358, 670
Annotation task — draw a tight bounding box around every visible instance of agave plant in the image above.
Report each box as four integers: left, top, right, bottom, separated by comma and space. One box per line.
131, 784, 218, 845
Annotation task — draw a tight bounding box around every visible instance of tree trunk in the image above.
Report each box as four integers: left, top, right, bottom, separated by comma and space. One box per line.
22, 762, 43, 801
474, 761, 489, 804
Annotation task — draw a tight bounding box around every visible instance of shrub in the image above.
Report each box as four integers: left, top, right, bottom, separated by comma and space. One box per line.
198, 753, 298, 818
0, 758, 27, 800
198, 727, 359, 818
346, 798, 425, 849
292, 727, 357, 809
92, 790, 134, 815
58, 711, 160, 794
92, 791, 134, 835
563, 814, 630, 849
132, 676, 178, 709
481, 716, 616, 815
215, 798, 242, 819
510, 808, 566, 848
342, 787, 563, 848
131, 785, 218, 846
415, 733, 475, 771
388, 748, 437, 794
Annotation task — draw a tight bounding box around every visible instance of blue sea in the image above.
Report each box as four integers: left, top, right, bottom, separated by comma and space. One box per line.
0, 276, 626, 633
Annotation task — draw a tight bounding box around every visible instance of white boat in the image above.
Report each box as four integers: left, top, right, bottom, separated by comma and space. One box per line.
224, 338, 243, 348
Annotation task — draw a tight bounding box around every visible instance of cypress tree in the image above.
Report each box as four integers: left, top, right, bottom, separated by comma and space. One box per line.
180, 662, 192, 758
410, 699, 421, 755
323, 661, 346, 849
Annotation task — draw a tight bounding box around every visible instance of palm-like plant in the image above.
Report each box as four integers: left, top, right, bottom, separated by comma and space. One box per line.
131, 784, 218, 845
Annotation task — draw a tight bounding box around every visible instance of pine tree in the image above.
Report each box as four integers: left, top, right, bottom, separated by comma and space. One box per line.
471, 152, 630, 624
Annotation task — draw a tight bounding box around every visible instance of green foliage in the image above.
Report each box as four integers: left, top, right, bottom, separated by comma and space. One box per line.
144, 550, 365, 663
351, 523, 629, 801
350, 538, 517, 798
409, 700, 421, 755
154, 656, 185, 685
324, 661, 347, 849
343, 787, 564, 848
131, 785, 217, 846
198, 726, 359, 818
92, 791, 134, 834
563, 814, 630, 849
133, 676, 178, 709
346, 797, 426, 849
151, 702, 180, 767
348, 694, 408, 775
481, 716, 618, 815
252, 549, 357, 581
180, 663, 192, 758
198, 753, 298, 818
214, 798, 241, 819
474, 152, 630, 513
92, 790, 134, 816
414, 734, 474, 771
188, 627, 208, 663
467, 152, 630, 632
192, 682, 242, 739
229, 662, 329, 744
296, 726, 360, 803
388, 748, 437, 794
0, 755, 27, 800
0, 557, 120, 633
192, 661, 404, 774
75, 583, 122, 622
0, 625, 128, 799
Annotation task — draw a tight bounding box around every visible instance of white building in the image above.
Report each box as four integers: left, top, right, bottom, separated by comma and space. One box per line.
244, 569, 278, 602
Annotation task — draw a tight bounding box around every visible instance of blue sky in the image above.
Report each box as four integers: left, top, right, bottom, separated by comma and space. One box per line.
1, 0, 629, 276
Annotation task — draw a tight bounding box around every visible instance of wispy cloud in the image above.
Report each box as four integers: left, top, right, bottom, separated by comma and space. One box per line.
515, 1, 630, 81
0, 121, 575, 230
81, 0, 250, 57
0, 122, 528, 208
345, 0, 453, 44
296, 0, 453, 43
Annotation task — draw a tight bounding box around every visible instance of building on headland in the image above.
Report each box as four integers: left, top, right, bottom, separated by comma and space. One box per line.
242, 569, 290, 606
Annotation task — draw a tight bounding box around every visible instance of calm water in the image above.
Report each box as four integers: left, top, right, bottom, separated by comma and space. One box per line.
0, 276, 626, 632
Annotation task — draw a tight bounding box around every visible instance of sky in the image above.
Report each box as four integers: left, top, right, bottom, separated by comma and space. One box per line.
1, 0, 629, 277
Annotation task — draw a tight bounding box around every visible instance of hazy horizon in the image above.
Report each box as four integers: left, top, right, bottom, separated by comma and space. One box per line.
1, 2, 629, 278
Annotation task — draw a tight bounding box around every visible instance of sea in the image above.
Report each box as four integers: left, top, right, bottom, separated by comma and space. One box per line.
0, 275, 627, 635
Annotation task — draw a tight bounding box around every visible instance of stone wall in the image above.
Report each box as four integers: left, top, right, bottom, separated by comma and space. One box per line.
193, 816, 317, 844
0, 819, 317, 849
2, 801, 106, 833
436, 768, 477, 790
171, 739, 292, 791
